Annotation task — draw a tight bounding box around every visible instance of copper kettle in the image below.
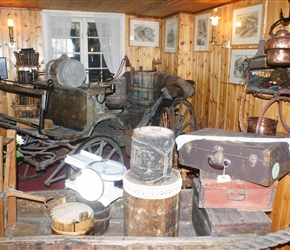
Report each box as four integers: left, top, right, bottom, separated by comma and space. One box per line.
265, 20, 290, 66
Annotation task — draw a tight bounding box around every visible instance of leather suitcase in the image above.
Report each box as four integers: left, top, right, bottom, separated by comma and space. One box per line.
198, 170, 277, 211
192, 178, 272, 237
177, 128, 290, 186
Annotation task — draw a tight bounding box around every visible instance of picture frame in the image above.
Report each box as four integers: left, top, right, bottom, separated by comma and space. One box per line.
229, 49, 257, 84
232, 4, 263, 45
194, 13, 210, 51
164, 17, 178, 53
0, 57, 8, 79
130, 19, 160, 47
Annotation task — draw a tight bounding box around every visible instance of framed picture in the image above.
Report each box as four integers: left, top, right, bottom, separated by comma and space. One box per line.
130, 19, 159, 47
232, 4, 263, 45
164, 17, 178, 53
0, 57, 8, 79
229, 49, 257, 84
194, 13, 210, 51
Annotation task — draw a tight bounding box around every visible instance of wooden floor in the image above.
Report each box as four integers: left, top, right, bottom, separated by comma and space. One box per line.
4, 189, 196, 238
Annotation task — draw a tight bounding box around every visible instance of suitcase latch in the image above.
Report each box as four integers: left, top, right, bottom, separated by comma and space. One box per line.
249, 154, 257, 167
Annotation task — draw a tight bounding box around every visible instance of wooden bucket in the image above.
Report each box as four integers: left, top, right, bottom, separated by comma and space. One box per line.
129, 69, 159, 105
45, 54, 86, 88
129, 126, 175, 184
50, 202, 94, 235
123, 169, 182, 237
76, 195, 112, 236
106, 77, 127, 104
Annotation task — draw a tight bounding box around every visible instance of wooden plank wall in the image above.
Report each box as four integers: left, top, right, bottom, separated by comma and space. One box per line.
0, 8, 44, 119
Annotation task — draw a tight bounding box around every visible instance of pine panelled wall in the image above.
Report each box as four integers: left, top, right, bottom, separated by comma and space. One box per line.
0, 0, 290, 245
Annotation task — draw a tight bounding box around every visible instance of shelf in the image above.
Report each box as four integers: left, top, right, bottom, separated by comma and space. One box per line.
239, 68, 290, 134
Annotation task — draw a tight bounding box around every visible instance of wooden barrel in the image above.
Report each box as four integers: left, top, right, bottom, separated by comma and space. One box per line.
129, 126, 175, 184
129, 69, 159, 105
123, 169, 182, 237
45, 54, 86, 88
50, 202, 94, 235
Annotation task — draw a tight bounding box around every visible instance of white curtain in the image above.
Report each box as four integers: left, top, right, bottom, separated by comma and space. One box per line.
94, 14, 125, 77
41, 11, 73, 62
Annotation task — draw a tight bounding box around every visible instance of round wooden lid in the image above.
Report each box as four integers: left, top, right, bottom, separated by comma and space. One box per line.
50, 202, 94, 224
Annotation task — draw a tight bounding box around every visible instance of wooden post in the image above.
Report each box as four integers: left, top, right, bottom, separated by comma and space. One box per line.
268, 173, 290, 250
0, 136, 4, 236
6, 130, 17, 228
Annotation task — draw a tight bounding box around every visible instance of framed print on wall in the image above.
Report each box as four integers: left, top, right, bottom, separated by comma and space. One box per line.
232, 4, 263, 45
0, 57, 8, 79
130, 19, 159, 47
194, 13, 210, 51
164, 17, 178, 53
229, 49, 257, 84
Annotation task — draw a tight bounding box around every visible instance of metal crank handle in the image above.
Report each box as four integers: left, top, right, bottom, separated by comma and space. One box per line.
207, 156, 231, 170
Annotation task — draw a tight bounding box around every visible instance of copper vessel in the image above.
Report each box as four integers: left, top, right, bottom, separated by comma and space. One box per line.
265, 21, 290, 65
247, 117, 278, 136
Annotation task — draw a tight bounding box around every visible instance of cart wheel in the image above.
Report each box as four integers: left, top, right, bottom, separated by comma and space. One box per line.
159, 107, 176, 133
169, 99, 196, 137
18, 159, 47, 181
17, 136, 51, 181
67, 135, 124, 177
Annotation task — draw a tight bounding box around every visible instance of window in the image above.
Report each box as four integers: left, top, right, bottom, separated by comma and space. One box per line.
41, 11, 125, 83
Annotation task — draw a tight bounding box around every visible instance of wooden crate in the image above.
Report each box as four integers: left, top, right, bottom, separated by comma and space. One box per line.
192, 178, 272, 237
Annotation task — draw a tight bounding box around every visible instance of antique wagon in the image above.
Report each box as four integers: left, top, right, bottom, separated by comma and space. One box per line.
0, 71, 195, 186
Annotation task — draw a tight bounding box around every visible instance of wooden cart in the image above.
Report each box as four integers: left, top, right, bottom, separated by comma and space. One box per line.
0, 78, 195, 186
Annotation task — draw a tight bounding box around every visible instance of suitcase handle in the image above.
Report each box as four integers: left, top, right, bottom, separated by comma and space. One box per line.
227, 189, 246, 201
208, 155, 231, 170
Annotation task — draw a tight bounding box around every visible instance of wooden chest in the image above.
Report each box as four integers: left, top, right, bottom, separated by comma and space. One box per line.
177, 128, 290, 186
192, 178, 272, 237
198, 170, 277, 211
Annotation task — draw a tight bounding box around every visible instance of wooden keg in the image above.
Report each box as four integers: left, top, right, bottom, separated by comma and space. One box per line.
45, 54, 86, 88
50, 202, 94, 235
123, 169, 182, 237
130, 126, 175, 184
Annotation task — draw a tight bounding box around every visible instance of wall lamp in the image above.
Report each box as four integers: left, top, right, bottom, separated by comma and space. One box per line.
7, 18, 15, 46
210, 15, 220, 45
209, 9, 230, 48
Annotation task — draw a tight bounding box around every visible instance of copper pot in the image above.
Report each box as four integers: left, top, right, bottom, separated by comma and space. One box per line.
247, 117, 278, 136
265, 20, 290, 66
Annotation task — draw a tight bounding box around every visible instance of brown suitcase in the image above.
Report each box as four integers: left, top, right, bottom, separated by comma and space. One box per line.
177, 128, 289, 186
198, 170, 277, 211
192, 178, 272, 237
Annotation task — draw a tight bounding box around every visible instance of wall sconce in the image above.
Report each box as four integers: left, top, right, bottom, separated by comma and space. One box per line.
7, 18, 15, 46
210, 16, 220, 45
209, 10, 230, 48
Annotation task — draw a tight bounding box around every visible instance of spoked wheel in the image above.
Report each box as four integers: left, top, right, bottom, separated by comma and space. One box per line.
159, 107, 176, 133
66, 135, 124, 177
18, 158, 47, 181
169, 98, 196, 137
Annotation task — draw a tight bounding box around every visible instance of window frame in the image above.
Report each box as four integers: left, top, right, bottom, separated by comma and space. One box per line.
41, 10, 125, 83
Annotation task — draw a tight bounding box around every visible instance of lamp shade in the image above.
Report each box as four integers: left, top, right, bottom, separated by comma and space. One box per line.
210, 16, 220, 26
7, 18, 14, 27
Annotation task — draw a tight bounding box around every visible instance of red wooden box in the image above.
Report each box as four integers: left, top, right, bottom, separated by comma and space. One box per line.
198, 170, 277, 211
192, 178, 272, 237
